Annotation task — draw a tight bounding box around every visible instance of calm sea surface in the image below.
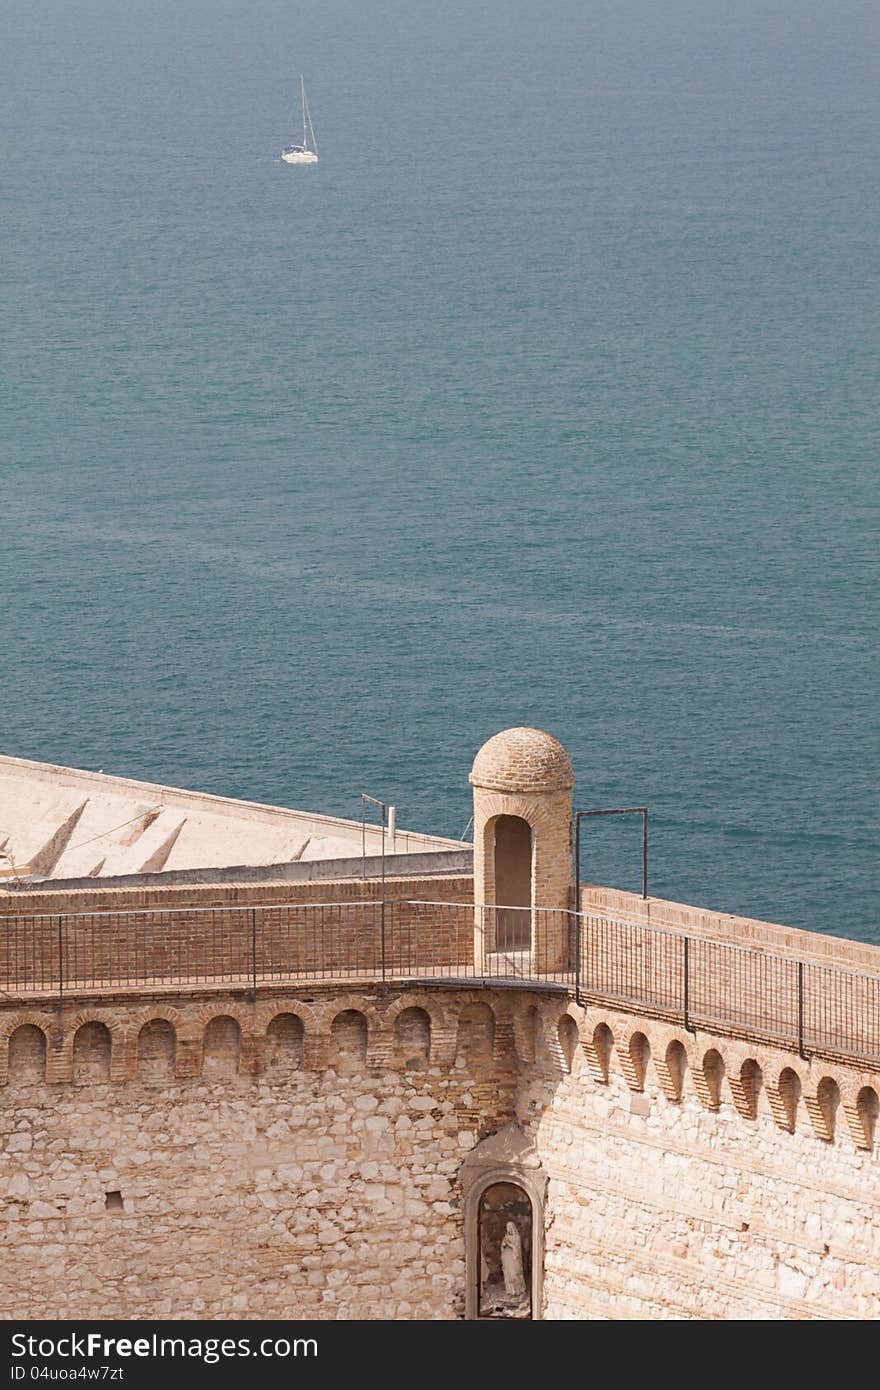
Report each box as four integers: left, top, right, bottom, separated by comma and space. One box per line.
1, 0, 877, 940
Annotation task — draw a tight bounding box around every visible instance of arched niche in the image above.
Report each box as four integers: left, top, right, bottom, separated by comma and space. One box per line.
460, 1124, 546, 1321
492, 814, 532, 951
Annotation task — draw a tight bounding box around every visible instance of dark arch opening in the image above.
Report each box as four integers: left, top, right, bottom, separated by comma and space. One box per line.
494, 815, 532, 951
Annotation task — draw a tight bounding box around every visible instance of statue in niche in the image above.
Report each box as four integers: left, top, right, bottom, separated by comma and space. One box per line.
501, 1220, 526, 1298
478, 1181, 531, 1318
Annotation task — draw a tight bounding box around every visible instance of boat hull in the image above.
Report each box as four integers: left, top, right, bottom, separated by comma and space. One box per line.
282, 150, 318, 165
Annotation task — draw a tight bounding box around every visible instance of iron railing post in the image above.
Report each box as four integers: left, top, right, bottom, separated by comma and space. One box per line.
574, 806, 649, 906
574, 910, 581, 1004
10, 898, 879, 1073
574, 814, 581, 919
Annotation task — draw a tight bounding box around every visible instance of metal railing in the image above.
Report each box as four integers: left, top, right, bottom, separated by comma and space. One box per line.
1, 899, 877, 1068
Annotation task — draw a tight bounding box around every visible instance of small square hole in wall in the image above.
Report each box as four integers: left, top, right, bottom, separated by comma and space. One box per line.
105, 1191, 124, 1212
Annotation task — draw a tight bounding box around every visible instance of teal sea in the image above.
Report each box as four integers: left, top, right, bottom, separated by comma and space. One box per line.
1, 0, 877, 940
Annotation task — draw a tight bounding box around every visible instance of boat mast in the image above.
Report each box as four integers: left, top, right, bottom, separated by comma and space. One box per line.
301, 74, 307, 148
304, 87, 318, 155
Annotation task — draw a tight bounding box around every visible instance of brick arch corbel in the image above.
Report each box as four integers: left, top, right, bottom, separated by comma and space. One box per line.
383, 992, 449, 1065
127, 1007, 186, 1084
580, 1010, 618, 1084
840, 1078, 879, 1151
802, 1072, 846, 1143
617, 1025, 653, 1093
319, 994, 383, 1070
255, 999, 323, 1071
447, 992, 504, 1037
764, 1061, 805, 1133
196, 1004, 261, 1076
653, 1029, 696, 1103
382, 992, 447, 1031
0, 1011, 53, 1042
191, 1001, 253, 1032
509, 997, 545, 1066
0, 1015, 52, 1086
450, 992, 504, 1070
549, 1001, 585, 1076
723, 1048, 767, 1120
59, 1011, 120, 1086
256, 998, 322, 1036
167, 1004, 243, 1081
319, 993, 382, 1033
132, 1003, 184, 1032
378, 993, 443, 1067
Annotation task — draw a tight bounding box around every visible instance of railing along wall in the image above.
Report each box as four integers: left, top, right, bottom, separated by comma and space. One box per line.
0, 900, 877, 1070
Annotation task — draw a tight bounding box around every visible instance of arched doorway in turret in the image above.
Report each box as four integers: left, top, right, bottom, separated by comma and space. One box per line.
492, 814, 532, 951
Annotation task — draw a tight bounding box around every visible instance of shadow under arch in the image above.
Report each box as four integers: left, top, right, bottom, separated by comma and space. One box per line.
489, 813, 533, 951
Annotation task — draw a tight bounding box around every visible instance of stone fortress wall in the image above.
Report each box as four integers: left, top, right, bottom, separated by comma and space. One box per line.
1, 983, 877, 1320
1, 728, 878, 1320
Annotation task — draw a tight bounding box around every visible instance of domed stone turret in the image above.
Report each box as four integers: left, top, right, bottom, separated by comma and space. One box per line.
470, 727, 574, 973
470, 727, 574, 795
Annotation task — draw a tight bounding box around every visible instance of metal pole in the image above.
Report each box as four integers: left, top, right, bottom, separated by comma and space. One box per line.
58, 914, 63, 1003
361, 793, 386, 882
574, 807, 649, 903
574, 908, 581, 1005
797, 960, 805, 1059
574, 813, 581, 917
683, 935, 690, 1032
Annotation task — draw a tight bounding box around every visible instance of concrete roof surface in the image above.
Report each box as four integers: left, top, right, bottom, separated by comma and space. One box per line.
0, 754, 465, 882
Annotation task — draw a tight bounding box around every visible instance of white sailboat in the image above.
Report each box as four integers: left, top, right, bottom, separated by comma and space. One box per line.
282, 76, 318, 165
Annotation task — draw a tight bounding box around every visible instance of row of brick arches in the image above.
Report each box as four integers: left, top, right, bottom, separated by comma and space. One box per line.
0, 1002, 501, 1084
557, 1014, 880, 1152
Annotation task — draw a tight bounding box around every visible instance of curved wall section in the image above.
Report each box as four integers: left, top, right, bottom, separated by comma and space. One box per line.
0, 985, 877, 1320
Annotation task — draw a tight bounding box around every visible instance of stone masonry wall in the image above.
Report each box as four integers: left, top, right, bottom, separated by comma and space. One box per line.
514, 997, 880, 1319
1, 984, 878, 1320
0, 986, 515, 1319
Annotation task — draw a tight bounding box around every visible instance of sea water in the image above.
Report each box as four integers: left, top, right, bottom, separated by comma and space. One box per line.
1, 0, 877, 940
